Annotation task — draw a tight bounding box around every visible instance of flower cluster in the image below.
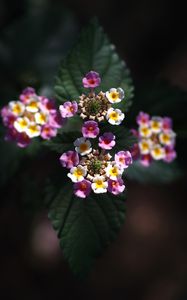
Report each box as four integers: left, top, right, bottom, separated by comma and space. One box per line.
59, 71, 125, 125
60, 134, 132, 198
1, 87, 64, 147
131, 112, 177, 166
59, 71, 132, 198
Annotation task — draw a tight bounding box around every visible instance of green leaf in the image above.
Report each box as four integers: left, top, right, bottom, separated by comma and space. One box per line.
126, 160, 182, 184
43, 131, 81, 153
47, 176, 126, 277
55, 19, 134, 111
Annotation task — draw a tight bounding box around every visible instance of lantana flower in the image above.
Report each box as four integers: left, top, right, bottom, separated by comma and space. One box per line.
60, 151, 79, 169
59, 101, 78, 118
150, 117, 162, 133
107, 178, 125, 195
91, 175, 108, 194
105, 164, 123, 180
74, 137, 92, 156
1, 87, 64, 147
131, 112, 177, 166
82, 71, 101, 89
106, 88, 124, 104
150, 145, 165, 160
82, 121, 100, 138
9, 101, 25, 116
99, 132, 116, 150
67, 165, 87, 182
164, 146, 177, 163
57, 71, 132, 198
106, 108, 124, 125
115, 151, 132, 169
73, 71, 125, 126
60, 133, 132, 198
136, 111, 150, 126
73, 180, 91, 198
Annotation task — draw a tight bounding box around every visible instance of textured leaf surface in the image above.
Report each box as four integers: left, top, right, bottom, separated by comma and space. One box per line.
126, 160, 181, 184
55, 19, 134, 111
47, 176, 126, 277
43, 131, 81, 153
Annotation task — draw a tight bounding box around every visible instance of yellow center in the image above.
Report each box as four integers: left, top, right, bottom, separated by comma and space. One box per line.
74, 169, 84, 178
110, 92, 119, 101
162, 134, 170, 143
38, 113, 47, 123
95, 180, 104, 188
109, 167, 118, 177
152, 121, 160, 130
110, 112, 118, 120
141, 127, 150, 135
142, 142, 149, 151
153, 148, 161, 156
13, 104, 22, 115
28, 101, 38, 110
80, 143, 88, 152
19, 119, 28, 128
29, 125, 39, 134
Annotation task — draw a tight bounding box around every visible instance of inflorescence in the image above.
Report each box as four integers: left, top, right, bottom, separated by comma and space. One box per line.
59, 71, 132, 198
59, 71, 125, 125
1, 88, 64, 147
60, 136, 132, 198
131, 111, 177, 166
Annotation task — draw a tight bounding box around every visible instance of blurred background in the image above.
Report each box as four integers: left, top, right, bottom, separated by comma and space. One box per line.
0, 0, 187, 299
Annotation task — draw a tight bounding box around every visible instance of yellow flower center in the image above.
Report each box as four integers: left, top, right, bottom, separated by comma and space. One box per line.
111, 92, 119, 101
19, 119, 28, 128
152, 121, 160, 130
29, 124, 39, 134
109, 167, 118, 177
142, 142, 149, 151
162, 134, 170, 143
28, 101, 38, 110
141, 127, 150, 135
153, 148, 161, 156
74, 169, 84, 178
95, 180, 104, 188
13, 104, 22, 115
38, 113, 47, 124
110, 112, 118, 120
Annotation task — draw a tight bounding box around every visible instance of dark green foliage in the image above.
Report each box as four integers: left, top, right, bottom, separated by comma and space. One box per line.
55, 19, 134, 111
43, 131, 81, 153
47, 176, 126, 277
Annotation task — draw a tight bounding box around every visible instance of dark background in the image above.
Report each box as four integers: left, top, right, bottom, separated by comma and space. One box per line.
0, 0, 187, 299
